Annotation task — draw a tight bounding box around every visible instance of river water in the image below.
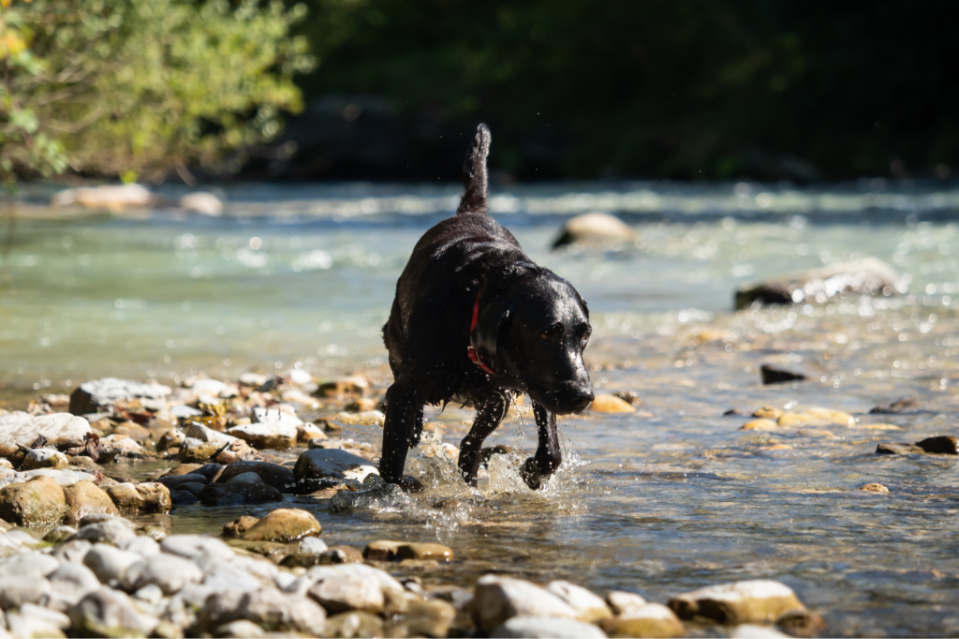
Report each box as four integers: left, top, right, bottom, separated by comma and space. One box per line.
3, 180, 959, 636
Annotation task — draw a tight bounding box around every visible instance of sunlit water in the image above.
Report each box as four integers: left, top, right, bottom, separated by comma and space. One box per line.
4, 180, 959, 636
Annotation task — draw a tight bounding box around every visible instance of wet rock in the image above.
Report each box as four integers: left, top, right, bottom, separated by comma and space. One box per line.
869, 395, 918, 414
213, 460, 295, 490
734, 257, 907, 309
228, 420, 298, 451
775, 608, 826, 637
546, 580, 612, 623
20, 447, 70, 470
222, 515, 260, 538
876, 443, 926, 455
103, 482, 172, 515
45, 525, 80, 546
389, 596, 458, 638
69, 377, 171, 415
551, 212, 636, 250
63, 481, 120, 525
83, 543, 141, 583
159, 462, 222, 481
122, 553, 203, 595
239, 507, 323, 543
740, 419, 779, 432
471, 574, 579, 634
0, 412, 93, 456
363, 540, 403, 561
155, 473, 209, 491
297, 422, 326, 444
69, 587, 156, 638
858, 483, 890, 494
183, 420, 235, 445
308, 437, 376, 459
493, 616, 608, 638
198, 587, 326, 636
99, 434, 145, 458
589, 394, 636, 414
320, 546, 365, 564
760, 364, 806, 385
668, 579, 806, 624
601, 603, 685, 638
294, 448, 379, 485
777, 409, 855, 428
224, 471, 264, 486
197, 481, 283, 506
916, 435, 958, 454
0, 475, 67, 527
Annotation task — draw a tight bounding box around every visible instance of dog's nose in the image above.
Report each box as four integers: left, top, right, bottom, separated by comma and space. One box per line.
571, 387, 595, 412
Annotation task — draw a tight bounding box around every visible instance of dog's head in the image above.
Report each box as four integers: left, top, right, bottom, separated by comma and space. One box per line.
472, 268, 594, 414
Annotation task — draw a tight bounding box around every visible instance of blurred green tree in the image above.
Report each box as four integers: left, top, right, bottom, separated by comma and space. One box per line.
1, 0, 314, 181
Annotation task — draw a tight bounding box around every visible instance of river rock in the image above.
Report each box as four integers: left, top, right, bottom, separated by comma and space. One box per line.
71, 514, 137, 546
315, 375, 369, 398
69, 586, 156, 638
0, 574, 51, 608
63, 481, 120, 525
315, 410, 386, 430
668, 579, 806, 624
51, 183, 156, 210
471, 575, 579, 634
213, 460, 295, 490
69, 377, 171, 415
589, 394, 636, 414
606, 591, 648, 616
160, 534, 236, 564
0, 412, 93, 456
734, 257, 907, 309
491, 614, 607, 638
99, 434, 145, 458
546, 580, 612, 622
307, 573, 386, 614
0, 475, 67, 527
51, 538, 91, 563
551, 212, 636, 250
103, 482, 171, 515
20, 447, 70, 470
82, 543, 140, 585
601, 603, 685, 638
122, 553, 203, 595
155, 473, 209, 491
915, 435, 958, 454
293, 448, 379, 485
198, 587, 326, 636
239, 508, 322, 543
47, 562, 101, 602
179, 191, 224, 216
324, 611, 384, 638
197, 481, 283, 506
760, 364, 807, 385
228, 408, 299, 450
5, 605, 69, 638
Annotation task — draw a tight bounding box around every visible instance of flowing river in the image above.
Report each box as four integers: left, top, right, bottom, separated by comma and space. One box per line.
3, 179, 959, 636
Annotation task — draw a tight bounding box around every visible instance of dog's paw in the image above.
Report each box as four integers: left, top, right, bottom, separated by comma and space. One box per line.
520, 458, 548, 490
395, 475, 426, 493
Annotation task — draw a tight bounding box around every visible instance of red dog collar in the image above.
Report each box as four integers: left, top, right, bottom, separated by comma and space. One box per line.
467, 292, 496, 375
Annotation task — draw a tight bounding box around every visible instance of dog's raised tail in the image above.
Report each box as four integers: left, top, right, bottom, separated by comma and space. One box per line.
456, 123, 491, 215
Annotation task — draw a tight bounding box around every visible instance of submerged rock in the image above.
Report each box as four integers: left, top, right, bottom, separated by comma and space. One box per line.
668, 579, 806, 625
734, 257, 907, 309
0, 412, 93, 457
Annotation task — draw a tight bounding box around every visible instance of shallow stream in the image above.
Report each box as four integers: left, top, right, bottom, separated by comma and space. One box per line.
3, 180, 959, 636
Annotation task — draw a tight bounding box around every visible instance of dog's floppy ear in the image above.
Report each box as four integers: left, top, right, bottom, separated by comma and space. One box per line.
471, 293, 513, 373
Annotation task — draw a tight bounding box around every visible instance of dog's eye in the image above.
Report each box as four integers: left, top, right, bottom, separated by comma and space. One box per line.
540, 325, 561, 342
580, 327, 591, 347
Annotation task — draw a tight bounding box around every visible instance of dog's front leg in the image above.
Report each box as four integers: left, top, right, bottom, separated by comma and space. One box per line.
520, 402, 562, 490
380, 381, 425, 492
457, 391, 511, 486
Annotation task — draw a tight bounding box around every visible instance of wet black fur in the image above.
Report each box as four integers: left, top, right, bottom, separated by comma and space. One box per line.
380, 124, 594, 491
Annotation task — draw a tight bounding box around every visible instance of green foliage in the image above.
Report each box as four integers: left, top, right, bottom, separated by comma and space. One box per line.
296, 0, 959, 179
2, 0, 314, 180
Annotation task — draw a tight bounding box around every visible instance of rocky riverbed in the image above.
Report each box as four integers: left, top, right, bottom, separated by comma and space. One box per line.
0, 371, 841, 638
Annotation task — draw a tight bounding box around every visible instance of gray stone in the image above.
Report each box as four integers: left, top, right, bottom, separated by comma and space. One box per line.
0, 550, 60, 577
307, 573, 386, 614
155, 473, 209, 490
0, 575, 50, 608
293, 448, 379, 485
48, 562, 101, 597
70, 515, 138, 545
69, 377, 171, 415
122, 553, 203, 595
198, 587, 326, 636
225, 471, 264, 486
214, 461, 295, 490
160, 534, 235, 566
0, 468, 97, 491
546, 580, 612, 622
202, 564, 270, 593
734, 257, 907, 310
5, 606, 69, 639
83, 543, 141, 584
20, 447, 70, 470
118, 535, 161, 558
471, 575, 579, 634
0, 412, 92, 456
51, 539, 93, 564
69, 587, 156, 638
491, 615, 608, 638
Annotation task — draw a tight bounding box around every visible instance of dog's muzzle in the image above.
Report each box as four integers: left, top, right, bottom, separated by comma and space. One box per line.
545, 381, 594, 415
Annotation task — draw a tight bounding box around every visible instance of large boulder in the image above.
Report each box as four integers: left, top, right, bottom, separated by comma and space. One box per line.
0, 412, 93, 457
734, 257, 907, 310
69, 378, 171, 415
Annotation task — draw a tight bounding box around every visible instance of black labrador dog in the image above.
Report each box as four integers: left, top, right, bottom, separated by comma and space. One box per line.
380, 124, 594, 492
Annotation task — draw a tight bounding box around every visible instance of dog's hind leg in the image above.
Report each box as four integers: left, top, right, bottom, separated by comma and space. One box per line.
380, 381, 425, 492
520, 402, 562, 490
457, 390, 510, 486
